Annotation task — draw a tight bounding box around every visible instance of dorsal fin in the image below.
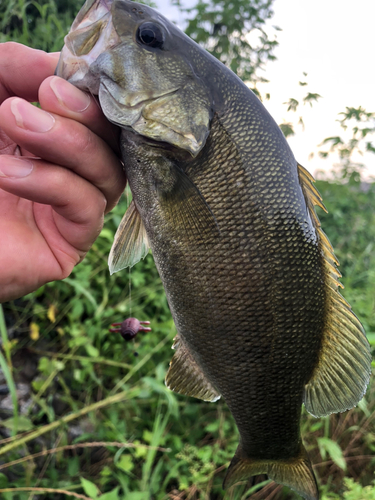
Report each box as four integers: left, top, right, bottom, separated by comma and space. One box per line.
298, 163, 371, 417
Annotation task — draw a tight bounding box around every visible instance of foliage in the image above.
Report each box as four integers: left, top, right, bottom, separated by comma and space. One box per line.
318, 106, 375, 178
322, 478, 375, 500
279, 74, 322, 138
0, 0, 82, 51
315, 176, 375, 339
173, 0, 279, 84
1, 0, 375, 499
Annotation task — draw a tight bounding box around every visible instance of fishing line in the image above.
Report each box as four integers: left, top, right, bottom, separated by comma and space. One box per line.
126, 185, 132, 316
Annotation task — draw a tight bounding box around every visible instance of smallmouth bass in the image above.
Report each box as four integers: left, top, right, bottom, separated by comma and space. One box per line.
56, 1, 372, 498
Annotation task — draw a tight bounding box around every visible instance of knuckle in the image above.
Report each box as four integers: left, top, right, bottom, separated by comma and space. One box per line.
0, 42, 18, 58
78, 191, 106, 226
60, 265, 74, 280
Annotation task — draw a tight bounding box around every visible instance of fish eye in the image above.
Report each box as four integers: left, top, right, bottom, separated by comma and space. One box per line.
137, 22, 164, 49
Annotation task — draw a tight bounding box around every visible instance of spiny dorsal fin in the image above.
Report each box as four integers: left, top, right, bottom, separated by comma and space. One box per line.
298, 163, 371, 417
165, 335, 220, 402
108, 200, 149, 274
223, 442, 319, 500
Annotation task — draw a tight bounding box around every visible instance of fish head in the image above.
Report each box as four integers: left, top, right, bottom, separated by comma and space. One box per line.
56, 0, 213, 156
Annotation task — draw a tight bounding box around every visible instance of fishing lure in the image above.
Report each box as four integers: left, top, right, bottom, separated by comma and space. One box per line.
110, 318, 151, 341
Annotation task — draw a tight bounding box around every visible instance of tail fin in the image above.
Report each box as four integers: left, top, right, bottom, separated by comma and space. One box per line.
223, 443, 319, 500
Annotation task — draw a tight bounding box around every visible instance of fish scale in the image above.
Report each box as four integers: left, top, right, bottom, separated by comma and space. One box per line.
124, 116, 325, 456
56, 1, 371, 498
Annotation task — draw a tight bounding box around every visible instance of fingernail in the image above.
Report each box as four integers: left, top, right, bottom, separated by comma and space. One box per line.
11, 98, 55, 133
50, 76, 91, 112
0, 156, 33, 178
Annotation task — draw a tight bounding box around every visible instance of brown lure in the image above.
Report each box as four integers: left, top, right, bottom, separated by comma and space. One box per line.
110, 318, 151, 341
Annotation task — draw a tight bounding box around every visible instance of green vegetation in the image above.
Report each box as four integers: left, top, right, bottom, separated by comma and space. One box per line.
0, 0, 374, 499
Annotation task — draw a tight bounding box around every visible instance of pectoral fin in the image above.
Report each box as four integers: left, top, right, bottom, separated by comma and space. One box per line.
224, 443, 319, 500
158, 162, 220, 243
108, 200, 149, 274
165, 335, 220, 402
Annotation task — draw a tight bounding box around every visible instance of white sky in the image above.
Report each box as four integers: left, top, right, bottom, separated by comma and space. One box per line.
156, 0, 375, 179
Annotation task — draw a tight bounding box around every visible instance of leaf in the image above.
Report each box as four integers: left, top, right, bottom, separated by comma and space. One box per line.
68, 456, 80, 476
38, 357, 52, 374
53, 360, 65, 372
99, 228, 116, 242
317, 437, 346, 471
80, 477, 99, 498
85, 344, 100, 357
142, 430, 153, 444
284, 97, 299, 112
116, 454, 134, 473
134, 440, 148, 459
279, 122, 295, 138
205, 421, 219, 433
0, 416, 33, 432
320, 136, 343, 146
303, 92, 322, 106
357, 398, 371, 418
99, 487, 121, 500
122, 493, 149, 500
0, 472, 9, 488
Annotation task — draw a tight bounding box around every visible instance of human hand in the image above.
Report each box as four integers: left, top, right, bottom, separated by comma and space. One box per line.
0, 42, 126, 303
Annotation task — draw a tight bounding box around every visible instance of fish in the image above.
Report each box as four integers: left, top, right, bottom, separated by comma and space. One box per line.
55, 1, 372, 498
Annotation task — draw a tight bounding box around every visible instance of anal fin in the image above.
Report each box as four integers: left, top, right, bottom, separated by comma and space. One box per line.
223, 443, 319, 500
165, 336, 220, 402
108, 200, 149, 274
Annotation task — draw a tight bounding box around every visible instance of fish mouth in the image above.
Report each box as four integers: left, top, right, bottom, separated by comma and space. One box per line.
99, 80, 179, 110
55, 0, 121, 91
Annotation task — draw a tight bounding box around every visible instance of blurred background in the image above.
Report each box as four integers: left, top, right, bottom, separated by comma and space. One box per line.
0, 0, 374, 499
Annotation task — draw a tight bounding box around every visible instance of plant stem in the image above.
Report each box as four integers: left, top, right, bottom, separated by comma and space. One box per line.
0, 387, 139, 457
0, 487, 91, 499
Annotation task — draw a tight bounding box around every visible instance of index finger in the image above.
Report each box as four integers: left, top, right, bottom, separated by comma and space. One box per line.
0, 42, 59, 103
